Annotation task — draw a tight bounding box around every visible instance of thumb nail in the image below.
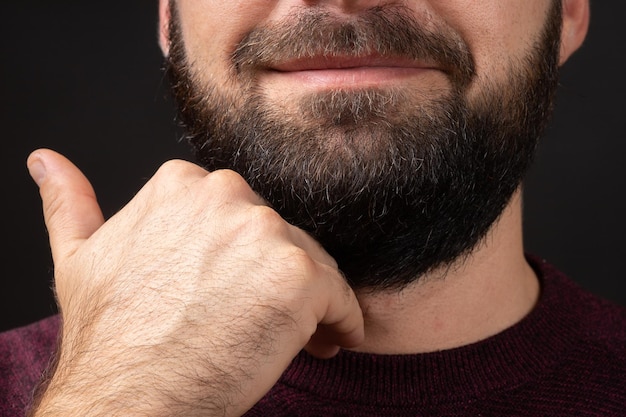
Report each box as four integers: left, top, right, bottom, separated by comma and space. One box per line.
28, 155, 47, 186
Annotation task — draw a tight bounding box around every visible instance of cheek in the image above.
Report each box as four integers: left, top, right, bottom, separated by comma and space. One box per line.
430, 0, 551, 97
176, 1, 276, 81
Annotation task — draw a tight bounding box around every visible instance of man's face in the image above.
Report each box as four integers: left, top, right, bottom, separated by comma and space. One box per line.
163, 0, 563, 290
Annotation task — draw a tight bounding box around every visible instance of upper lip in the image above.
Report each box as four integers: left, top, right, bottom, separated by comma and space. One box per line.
270, 54, 439, 72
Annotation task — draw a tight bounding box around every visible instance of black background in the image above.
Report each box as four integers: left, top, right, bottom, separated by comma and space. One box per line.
1, 2, 624, 333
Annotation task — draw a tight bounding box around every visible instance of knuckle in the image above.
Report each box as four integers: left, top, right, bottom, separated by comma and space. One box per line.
284, 246, 318, 277
154, 159, 206, 181
248, 205, 286, 231
232, 205, 289, 243
204, 169, 249, 193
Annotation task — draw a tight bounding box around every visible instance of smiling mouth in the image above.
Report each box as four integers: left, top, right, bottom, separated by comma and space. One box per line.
265, 54, 443, 87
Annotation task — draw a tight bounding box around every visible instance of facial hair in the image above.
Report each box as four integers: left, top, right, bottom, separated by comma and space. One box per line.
165, 3, 562, 291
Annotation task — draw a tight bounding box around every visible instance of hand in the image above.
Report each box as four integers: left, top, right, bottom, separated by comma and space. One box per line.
26, 149, 364, 417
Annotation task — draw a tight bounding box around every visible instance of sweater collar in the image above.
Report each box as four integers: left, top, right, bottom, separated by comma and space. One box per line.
279, 255, 586, 406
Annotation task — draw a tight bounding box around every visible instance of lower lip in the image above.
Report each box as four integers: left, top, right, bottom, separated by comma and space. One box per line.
266, 66, 435, 88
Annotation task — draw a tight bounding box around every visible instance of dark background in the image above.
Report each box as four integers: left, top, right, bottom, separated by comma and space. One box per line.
1, 2, 624, 333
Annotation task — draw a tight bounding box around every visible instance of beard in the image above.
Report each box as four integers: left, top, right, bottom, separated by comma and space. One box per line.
165, 3, 562, 290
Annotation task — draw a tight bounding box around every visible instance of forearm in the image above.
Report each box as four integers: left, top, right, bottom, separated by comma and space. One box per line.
29, 343, 240, 417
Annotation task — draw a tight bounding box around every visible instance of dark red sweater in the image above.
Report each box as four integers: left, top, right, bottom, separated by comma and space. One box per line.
2, 256, 625, 416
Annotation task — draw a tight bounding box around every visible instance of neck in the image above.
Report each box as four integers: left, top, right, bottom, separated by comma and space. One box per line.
351, 189, 539, 354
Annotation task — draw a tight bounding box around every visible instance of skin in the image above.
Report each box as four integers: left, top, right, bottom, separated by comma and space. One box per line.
28, 0, 589, 416
159, 0, 587, 122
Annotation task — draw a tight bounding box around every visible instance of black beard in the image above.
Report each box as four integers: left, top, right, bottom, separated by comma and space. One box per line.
165, 3, 562, 290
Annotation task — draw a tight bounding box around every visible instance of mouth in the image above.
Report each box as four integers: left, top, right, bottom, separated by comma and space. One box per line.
266, 54, 443, 88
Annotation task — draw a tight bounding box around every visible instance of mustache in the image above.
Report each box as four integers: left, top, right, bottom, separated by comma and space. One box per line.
232, 6, 476, 88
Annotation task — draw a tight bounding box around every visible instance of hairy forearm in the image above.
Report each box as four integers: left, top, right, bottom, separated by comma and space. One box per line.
29, 341, 241, 416
27, 302, 303, 417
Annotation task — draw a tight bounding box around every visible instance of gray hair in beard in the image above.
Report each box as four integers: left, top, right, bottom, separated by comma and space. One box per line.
165, 2, 562, 291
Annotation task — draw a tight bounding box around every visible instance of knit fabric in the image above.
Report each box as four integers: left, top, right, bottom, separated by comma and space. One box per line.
1, 256, 625, 416
0, 315, 59, 417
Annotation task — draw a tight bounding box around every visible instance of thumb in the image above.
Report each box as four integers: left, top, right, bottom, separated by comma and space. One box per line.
27, 149, 105, 263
